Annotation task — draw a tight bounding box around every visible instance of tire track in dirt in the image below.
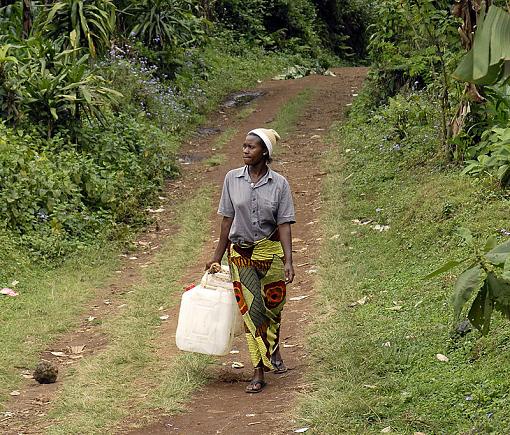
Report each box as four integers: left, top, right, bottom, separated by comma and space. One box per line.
0, 67, 366, 435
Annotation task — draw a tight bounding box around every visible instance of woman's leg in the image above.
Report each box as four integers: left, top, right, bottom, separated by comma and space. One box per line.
246, 362, 266, 393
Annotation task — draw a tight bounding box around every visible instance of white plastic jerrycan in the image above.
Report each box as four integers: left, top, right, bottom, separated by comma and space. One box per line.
176, 268, 239, 356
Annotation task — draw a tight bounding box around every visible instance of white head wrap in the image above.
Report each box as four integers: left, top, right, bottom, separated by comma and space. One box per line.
248, 128, 281, 157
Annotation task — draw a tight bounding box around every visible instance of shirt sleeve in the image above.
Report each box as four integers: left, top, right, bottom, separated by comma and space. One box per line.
277, 179, 296, 225
218, 173, 235, 218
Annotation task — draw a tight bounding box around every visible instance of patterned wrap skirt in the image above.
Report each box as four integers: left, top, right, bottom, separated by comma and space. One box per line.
228, 234, 286, 370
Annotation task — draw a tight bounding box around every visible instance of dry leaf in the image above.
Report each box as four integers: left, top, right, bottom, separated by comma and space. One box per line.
330, 234, 340, 240
231, 362, 244, 369
69, 345, 85, 354
386, 305, 403, 311
436, 354, 449, 362
50, 351, 66, 357
289, 295, 310, 301
348, 296, 368, 307
10, 390, 20, 396
292, 238, 303, 243
372, 224, 390, 232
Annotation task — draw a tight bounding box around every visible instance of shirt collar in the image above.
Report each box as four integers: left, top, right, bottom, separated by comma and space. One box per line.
235, 165, 273, 183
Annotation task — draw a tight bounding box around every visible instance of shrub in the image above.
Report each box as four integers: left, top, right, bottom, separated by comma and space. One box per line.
0, 115, 177, 260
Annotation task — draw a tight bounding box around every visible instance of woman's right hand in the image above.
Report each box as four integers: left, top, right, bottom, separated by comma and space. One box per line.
205, 260, 221, 273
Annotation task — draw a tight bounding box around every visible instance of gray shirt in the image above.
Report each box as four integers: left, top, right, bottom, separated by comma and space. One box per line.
218, 166, 295, 245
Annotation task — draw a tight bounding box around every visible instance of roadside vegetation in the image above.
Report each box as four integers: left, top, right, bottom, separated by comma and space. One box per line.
300, 1, 510, 433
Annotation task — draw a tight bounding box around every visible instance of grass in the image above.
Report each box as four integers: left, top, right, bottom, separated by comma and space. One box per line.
204, 127, 238, 167
298, 95, 510, 433
269, 88, 314, 137
236, 105, 257, 120
0, 244, 121, 407
205, 154, 226, 167
212, 127, 238, 150
45, 188, 214, 434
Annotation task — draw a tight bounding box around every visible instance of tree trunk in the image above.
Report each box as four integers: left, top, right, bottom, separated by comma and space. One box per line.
22, 0, 32, 39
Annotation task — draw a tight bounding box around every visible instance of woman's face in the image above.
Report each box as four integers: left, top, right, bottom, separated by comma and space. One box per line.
243, 134, 266, 166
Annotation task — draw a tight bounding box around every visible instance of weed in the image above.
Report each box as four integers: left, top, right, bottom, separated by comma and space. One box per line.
205, 154, 225, 167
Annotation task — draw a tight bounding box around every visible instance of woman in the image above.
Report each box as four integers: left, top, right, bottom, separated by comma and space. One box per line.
206, 128, 295, 393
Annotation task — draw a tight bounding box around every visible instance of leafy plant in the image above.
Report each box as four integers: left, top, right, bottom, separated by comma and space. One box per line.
3, 38, 122, 136
0, 44, 20, 120
0, 1, 22, 42
426, 228, 510, 335
462, 125, 510, 186
126, 0, 206, 49
36, 0, 116, 57
453, 5, 510, 86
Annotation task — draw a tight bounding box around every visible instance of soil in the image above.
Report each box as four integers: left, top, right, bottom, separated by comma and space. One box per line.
0, 67, 367, 435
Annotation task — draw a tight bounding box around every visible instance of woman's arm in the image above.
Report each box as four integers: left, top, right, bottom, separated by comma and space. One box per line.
278, 222, 295, 283
206, 216, 234, 270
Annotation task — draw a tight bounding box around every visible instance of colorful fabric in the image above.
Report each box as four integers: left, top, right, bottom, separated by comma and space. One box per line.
228, 235, 286, 370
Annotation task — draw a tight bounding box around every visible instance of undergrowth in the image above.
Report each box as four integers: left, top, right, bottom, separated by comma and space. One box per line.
300, 88, 510, 433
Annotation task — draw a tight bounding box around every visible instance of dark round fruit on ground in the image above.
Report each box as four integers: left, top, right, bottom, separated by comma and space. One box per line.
33, 360, 58, 384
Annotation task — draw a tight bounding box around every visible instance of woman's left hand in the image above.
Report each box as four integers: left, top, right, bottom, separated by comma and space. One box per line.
284, 261, 295, 284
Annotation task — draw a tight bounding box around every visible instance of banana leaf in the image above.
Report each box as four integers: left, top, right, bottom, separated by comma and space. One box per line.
453, 6, 510, 85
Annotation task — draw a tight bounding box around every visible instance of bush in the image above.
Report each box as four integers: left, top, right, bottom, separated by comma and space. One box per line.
0, 116, 177, 260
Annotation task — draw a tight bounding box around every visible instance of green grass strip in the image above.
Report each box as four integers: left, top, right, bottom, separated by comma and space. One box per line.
299, 118, 510, 433
45, 188, 213, 434
269, 88, 314, 137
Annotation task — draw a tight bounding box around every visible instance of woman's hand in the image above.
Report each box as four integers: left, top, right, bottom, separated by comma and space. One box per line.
284, 261, 295, 284
205, 259, 221, 272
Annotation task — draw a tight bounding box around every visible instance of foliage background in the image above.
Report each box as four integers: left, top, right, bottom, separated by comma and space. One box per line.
0, 0, 367, 278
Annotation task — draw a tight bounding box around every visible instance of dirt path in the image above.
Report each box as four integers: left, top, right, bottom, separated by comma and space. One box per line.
1, 67, 366, 435
126, 67, 366, 435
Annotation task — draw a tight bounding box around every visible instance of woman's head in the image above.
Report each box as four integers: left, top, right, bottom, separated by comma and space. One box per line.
243, 134, 269, 165
245, 128, 280, 165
